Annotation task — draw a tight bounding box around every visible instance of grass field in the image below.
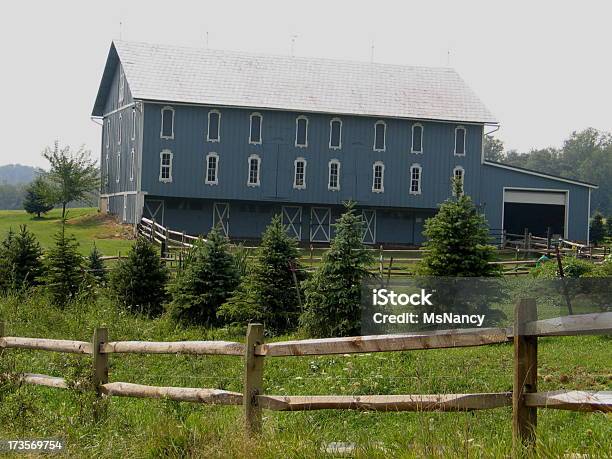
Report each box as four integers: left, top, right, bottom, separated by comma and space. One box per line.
0, 208, 134, 256
0, 292, 610, 458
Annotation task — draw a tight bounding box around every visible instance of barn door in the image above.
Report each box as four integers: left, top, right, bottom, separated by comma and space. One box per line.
282, 206, 302, 240
213, 202, 230, 237
310, 207, 331, 242
143, 199, 164, 225
361, 209, 376, 244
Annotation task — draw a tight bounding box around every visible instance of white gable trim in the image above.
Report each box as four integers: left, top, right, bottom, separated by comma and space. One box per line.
483, 161, 598, 189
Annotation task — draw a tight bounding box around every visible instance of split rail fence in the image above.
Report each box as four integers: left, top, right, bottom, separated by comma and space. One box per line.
1, 300, 611, 451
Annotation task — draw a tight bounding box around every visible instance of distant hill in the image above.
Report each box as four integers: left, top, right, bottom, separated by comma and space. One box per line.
0, 164, 43, 185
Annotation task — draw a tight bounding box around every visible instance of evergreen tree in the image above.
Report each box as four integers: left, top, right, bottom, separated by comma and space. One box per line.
418, 178, 500, 277
169, 227, 240, 325
589, 212, 605, 245
0, 226, 44, 290
86, 243, 107, 285
299, 202, 374, 338
606, 216, 612, 240
110, 238, 168, 316
219, 215, 304, 333
23, 176, 54, 218
45, 226, 84, 305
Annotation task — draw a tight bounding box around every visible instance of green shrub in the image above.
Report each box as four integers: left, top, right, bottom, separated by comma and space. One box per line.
589, 212, 605, 245
299, 202, 374, 337
219, 215, 304, 333
531, 256, 595, 279
418, 178, 500, 277
86, 243, 107, 285
110, 238, 168, 316
44, 226, 84, 306
168, 227, 240, 325
22, 176, 54, 218
0, 225, 45, 291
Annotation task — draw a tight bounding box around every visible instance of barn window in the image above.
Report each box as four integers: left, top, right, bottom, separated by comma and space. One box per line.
160, 106, 174, 139
452, 166, 464, 195
118, 68, 125, 104
208, 109, 221, 142
328, 159, 341, 191
130, 149, 135, 182
247, 154, 261, 187
454, 126, 466, 156
412, 123, 423, 153
410, 164, 422, 195
372, 161, 385, 192
294, 157, 306, 189
206, 152, 219, 185
131, 108, 136, 141
329, 118, 342, 149
118, 114, 122, 145
374, 121, 386, 151
105, 153, 109, 185
249, 112, 262, 144
159, 150, 173, 183
106, 119, 111, 149
295, 116, 308, 147
116, 152, 121, 183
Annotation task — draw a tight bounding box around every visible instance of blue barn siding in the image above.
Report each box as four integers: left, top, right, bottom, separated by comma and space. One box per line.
100, 63, 140, 197
140, 103, 483, 210
480, 164, 590, 242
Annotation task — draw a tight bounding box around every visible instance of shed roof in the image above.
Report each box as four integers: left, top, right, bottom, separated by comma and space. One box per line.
92, 40, 497, 123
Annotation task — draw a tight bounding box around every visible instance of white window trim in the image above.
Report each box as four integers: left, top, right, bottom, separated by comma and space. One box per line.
247, 154, 261, 187
205, 152, 219, 185
105, 153, 109, 185
105, 119, 110, 149
329, 117, 342, 150
411, 123, 424, 154
452, 165, 465, 195
131, 108, 136, 141
454, 125, 466, 156
410, 163, 422, 195
249, 112, 263, 145
295, 115, 309, 148
129, 149, 135, 182
373, 120, 386, 152
207, 109, 221, 143
159, 149, 173, 183
372, 160, 385, 193
118, 113, 122, 145
293, 157, 307, 190
118, 68, 125, 104
160, 106, 175, 140
328, 159, 341, 191
115, 152, 121, 183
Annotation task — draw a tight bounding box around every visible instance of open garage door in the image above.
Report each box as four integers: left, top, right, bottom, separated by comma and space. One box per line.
503, 189, 567, 238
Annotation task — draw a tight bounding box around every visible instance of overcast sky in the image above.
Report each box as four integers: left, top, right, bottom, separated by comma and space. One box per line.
1, 0, 610, 169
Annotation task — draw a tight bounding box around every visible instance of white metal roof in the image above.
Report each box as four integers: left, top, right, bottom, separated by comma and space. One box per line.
105, 40, 496, 124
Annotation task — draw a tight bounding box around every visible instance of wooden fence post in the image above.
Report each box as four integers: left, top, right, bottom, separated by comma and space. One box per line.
0, 321, 5, 358
243, 323, 264, 436
513, 298, 538, 451
92, 327, 109, 394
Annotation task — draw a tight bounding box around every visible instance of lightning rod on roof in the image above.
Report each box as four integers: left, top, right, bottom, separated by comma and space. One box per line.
290, 35, 298, 57
370, 41, 375, 63
119, 21, 122, 40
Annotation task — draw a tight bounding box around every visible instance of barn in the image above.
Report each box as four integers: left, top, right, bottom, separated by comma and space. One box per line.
92, 41, 597, 245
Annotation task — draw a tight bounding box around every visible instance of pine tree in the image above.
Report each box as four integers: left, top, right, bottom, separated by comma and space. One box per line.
45, 226, 84, 305
86, 243, 107, 285
23, 176, 54, 218
418, 178, 500, 277
299, 202, 374, 338
606, 216, 612, 240
0, 226, 44, 290
169, 227, 240, 325
110, 238, 168, 316
219, 215, 304, 333
589, 212, 605, 245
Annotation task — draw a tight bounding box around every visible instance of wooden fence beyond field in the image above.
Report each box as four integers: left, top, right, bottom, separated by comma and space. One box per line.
1, 301, 611, 452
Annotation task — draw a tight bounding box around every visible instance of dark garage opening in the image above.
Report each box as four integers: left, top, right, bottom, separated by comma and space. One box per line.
503, 202, 565, 238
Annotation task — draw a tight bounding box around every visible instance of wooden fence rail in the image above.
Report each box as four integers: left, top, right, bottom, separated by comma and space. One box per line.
1, 301, 611, 454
